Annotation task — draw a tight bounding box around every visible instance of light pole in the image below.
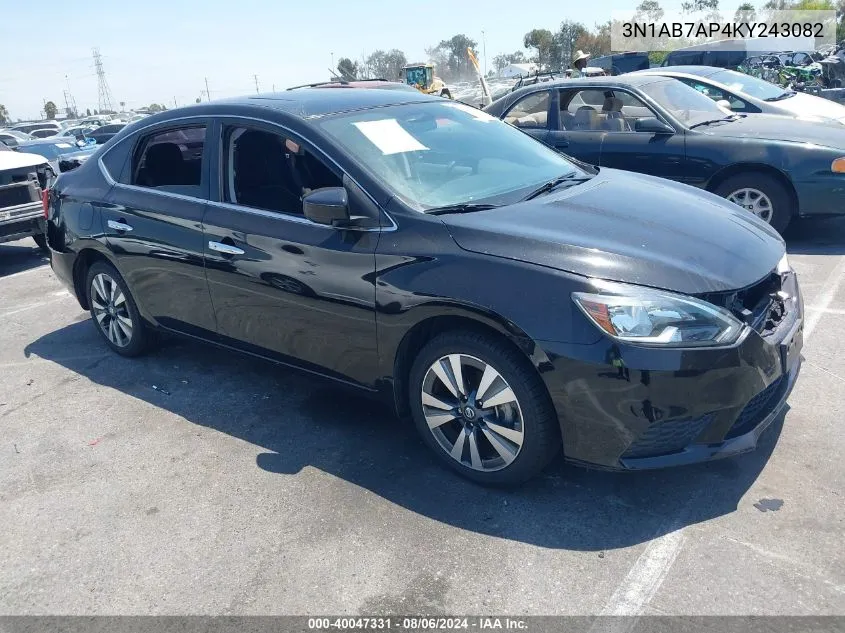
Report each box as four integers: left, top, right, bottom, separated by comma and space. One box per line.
331, 51, 334, 70
481, 30, 487, 76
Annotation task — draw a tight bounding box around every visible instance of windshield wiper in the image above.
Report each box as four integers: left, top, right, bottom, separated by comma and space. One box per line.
427, 203, 500, 216
765, 91, 796, 102
688, 115, 741, 129
522, 172, 591, 201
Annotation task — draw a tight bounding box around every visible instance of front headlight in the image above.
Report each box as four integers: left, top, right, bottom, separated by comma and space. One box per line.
573, 282, 744, 347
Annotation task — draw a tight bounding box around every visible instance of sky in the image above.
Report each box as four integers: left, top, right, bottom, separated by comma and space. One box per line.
2, 0, 732, 121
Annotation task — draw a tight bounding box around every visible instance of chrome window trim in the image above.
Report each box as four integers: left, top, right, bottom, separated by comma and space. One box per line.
97, 113, 397, 232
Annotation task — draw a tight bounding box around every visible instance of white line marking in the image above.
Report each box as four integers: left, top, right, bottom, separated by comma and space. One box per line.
0, 264, 49, 281
804, 257, 845, 340
593, 255, 845, 623
0, 296, 71, 318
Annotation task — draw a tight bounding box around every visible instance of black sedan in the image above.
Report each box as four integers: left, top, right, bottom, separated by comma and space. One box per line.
46, 89, 802, 484
485, 75, 845, 233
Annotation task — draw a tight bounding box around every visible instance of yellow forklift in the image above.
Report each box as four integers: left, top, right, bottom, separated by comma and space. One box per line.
402, 63, 452, 99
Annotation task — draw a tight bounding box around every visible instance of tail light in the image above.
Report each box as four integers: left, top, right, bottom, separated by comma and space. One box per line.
42, 189, 50, 219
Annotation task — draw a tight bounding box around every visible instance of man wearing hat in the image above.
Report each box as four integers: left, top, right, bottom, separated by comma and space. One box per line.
571, 50, 590, 78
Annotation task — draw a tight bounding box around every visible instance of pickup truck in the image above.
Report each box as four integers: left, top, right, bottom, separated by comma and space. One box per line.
0, 143, 53, 250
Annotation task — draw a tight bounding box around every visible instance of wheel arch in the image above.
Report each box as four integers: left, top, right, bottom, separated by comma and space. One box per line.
71, 246, 118, 310
388, 308, 552, 419
705, 163, 799, 214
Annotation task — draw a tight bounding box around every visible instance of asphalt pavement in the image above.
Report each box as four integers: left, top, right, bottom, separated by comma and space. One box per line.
0, 218, 844, 616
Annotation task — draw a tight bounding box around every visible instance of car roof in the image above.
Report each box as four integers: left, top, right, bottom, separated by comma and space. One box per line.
508, 74, 671, 97
137, 89, 438, 121
633, 66, 725, 78
16, 138, 78, 147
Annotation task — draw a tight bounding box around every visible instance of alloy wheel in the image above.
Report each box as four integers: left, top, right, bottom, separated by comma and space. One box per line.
421, 354, 525, 472
726, 187, 774, 223
90, 273, 133, 347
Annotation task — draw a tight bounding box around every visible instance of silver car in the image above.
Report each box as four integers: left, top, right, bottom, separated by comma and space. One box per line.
633, 66, 845, 127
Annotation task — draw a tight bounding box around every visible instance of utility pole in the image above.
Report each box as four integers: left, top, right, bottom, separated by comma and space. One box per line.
254, 74, 260, 93
272, 83, 276, 92
204, 77, 211, 101
173, 96, 177, 108
92, 48, 115, 113
481, 30, 488, 76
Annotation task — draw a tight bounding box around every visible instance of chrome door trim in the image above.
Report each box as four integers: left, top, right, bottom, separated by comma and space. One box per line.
106, 219, 133, 231
208, 241, 245, 255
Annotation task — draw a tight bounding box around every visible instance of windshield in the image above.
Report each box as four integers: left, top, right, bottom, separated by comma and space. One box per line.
316, 101, 586, 211
639, 78, 727, 126
707, 69, 788, 100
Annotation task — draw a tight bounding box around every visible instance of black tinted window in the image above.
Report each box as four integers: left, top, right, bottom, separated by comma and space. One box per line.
224, 126, 341, 216
704, 50, 746, 68
132, 126, 206, 196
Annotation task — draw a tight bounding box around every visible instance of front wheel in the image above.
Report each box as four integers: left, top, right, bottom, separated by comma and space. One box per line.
715, 173, 794, 234
86, 261, 150, 357
408, 331, 561, 485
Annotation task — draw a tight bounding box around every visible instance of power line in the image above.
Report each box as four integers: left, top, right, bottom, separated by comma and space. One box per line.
93, 47, 115, 113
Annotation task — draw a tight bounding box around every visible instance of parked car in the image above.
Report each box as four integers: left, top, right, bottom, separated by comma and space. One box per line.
0, 129, 34, 148
0, 143, 52, 250
11, 121, 61, 135
56, 146, 98, 173
86, 123, 126, 145
29, 128, 60, 139
592, 52, 650, 76
58, 125, 99, 141
633, 66, 845, 126
660, 38, 812, 69
46, 90, 802, 484
14, 138, 84, 174
485, 75, 845, 232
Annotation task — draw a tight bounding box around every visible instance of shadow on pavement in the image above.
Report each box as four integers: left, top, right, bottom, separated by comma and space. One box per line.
0, 240, 48, 278
785, 216, 845, 255
25, 320, 786, 552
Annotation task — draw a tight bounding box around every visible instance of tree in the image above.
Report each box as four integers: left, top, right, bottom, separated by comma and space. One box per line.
119, 101, 125, 110
363, 49, 407, 80
337, 57, 359, 80
681, 0, 719, 12
493, 51, 528, 72
195, 97, 202, 104
523, 28, 556, 68
635, 0, 665, 21
555, 20, 588, 69
44, 101, 58, 119
427, 34, 478, 80
148, 104, 162, 113
734, 2, 757, 21
86, 108, 92, 117
574, 22, 612, 60
0, 104, 9, 125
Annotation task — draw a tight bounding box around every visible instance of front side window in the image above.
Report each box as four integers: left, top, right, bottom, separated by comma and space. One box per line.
639, 78, 725, 126
132, 126, 206, 195
316, 100, 585, 211
561, 89, 655, 132
224, 126, 341, 216
504, 91, 550, 129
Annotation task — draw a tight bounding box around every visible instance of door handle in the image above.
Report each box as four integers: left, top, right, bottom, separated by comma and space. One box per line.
107, 219, 133, 232
208, 241, 245, 256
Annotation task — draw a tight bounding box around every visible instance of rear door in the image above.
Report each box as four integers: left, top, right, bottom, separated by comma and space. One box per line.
100, 121, 217, 336
549, 88, 606, 165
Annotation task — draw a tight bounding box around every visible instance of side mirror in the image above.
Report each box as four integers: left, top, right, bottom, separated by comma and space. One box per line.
634, 117, 674, 135
716, 99, 733, 111
303, 187, 350, 226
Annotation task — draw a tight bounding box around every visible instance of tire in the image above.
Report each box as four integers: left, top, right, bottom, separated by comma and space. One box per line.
714, 173, 794, 234
408, 330, 561, 485
85, 261, 150, 357
32, 233, 48, 252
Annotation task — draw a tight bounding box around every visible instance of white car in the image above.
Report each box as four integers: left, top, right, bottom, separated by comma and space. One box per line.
633, 66, 845, 126
0, 145, 51, 249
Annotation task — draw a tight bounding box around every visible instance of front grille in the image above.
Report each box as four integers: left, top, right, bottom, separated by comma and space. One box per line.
0, 183, 39, 209
725, 376, 785, 439
622, 414, 715, 459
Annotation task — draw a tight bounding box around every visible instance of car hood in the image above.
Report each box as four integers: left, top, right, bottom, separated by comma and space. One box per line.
440, 169, 784, 294
700, 113, 845, 147
770, 91, 845, 123
0, 151, 49, 170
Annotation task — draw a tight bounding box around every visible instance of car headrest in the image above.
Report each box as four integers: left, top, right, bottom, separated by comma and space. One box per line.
602, 97, 623, 112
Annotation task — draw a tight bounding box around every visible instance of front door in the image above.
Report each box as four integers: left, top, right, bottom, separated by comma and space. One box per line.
202, 119, 380, 387
101, 122, 217, 336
